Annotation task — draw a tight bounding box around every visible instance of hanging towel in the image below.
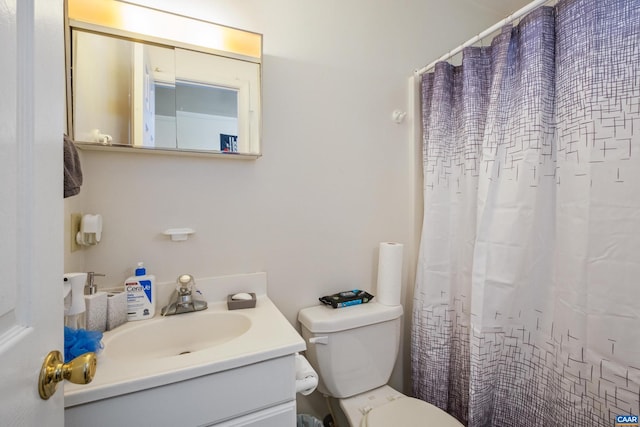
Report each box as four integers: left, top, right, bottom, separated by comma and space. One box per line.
63, 134, 83, 198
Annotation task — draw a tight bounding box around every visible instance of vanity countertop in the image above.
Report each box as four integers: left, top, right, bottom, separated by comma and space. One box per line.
64, 273, 305, 407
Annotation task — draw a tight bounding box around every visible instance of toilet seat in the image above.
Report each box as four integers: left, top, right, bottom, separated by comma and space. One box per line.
361, 397, 463, 427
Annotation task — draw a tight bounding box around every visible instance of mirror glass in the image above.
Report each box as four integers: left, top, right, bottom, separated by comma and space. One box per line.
69, 28, 260, 156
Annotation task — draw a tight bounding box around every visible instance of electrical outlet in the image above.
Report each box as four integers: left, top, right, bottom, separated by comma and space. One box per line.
70, 213, 82, 252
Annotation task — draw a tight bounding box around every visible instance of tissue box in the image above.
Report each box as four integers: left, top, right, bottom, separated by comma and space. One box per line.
227, 293, 256, 310
106, 291, 127, 331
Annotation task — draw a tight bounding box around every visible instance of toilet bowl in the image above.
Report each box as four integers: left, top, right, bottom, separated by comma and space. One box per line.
298, 302, 462, 426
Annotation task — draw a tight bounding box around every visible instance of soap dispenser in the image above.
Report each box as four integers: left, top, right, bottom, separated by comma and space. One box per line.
85, 272, 105, 296
64, 272, 88, 329
84, 272, 107, 332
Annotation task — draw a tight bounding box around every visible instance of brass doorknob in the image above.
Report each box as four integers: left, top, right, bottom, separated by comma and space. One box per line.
38, 350, 97, 400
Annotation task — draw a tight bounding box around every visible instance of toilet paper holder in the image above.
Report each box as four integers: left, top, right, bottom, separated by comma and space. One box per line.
295, 353, 318, 396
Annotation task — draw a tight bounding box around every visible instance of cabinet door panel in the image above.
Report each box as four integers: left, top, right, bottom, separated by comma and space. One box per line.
211, 401, 296, 427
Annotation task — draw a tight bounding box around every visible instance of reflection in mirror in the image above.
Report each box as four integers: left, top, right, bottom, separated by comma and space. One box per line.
134, 40, 177, 148
70, 30, 260, 156
71, 31, 120, 144
72, 30, 177, 148
173, 83, 239, 152
173, 48, 256, 154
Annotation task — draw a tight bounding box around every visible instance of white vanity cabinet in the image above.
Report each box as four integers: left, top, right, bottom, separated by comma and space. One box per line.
64, 274, 307, 427
65, 355, 298, 426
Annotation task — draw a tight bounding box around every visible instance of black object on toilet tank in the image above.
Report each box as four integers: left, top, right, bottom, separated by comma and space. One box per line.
319, 290, 374, 309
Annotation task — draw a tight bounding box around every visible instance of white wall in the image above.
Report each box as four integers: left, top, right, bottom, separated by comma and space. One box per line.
64, 0, 530, 418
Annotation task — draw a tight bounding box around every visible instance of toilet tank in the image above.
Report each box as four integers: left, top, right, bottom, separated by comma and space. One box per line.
298, 302, 403, 398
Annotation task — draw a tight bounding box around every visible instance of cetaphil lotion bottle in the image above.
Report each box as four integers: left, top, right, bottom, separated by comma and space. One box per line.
125, 262, 155, 321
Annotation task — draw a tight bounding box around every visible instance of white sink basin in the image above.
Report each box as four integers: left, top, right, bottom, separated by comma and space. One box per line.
103, 311, 252, 360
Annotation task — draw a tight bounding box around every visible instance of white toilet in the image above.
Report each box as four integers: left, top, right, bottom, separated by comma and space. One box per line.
298, 302, 463, 427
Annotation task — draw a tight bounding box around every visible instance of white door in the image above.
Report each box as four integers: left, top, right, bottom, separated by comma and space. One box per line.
133, 42, 157, 147
0, 0, 65, 425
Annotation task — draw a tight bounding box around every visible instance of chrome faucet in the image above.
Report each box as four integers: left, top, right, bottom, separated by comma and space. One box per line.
160, 274, 208, 316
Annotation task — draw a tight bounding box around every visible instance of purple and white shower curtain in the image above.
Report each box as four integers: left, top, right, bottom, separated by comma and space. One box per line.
412, 0, 640, 426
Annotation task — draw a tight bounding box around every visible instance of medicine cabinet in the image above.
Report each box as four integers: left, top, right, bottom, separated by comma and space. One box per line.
65, 0, 262, 158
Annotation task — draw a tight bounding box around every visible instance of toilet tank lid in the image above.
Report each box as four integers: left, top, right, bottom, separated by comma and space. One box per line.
298, 302, 403, 333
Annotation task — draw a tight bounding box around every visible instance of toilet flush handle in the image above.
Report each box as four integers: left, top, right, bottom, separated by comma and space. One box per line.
309, 336, 328, 345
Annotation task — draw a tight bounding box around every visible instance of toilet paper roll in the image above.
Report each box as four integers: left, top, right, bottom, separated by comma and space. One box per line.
295, 353, 318, 396
376, 242, 403, 306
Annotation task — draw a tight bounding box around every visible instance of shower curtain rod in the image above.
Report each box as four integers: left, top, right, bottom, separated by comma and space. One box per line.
415, 0, 551, 76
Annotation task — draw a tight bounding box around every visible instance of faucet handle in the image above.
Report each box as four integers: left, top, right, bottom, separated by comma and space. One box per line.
176, 274, 195, 294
